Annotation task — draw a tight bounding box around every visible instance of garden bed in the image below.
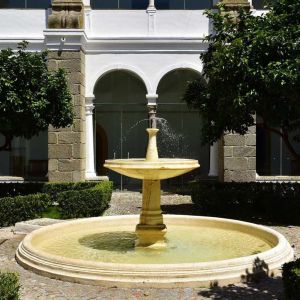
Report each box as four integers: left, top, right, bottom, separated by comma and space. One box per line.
0, 181, 113, 227
190, 181, 300, 225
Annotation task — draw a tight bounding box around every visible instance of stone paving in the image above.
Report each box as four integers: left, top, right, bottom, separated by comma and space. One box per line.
0, 191, 299, 300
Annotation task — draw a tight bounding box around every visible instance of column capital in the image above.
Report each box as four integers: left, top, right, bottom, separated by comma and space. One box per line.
147, 0, 156, 12
85, 97, 94, 106
220, 0, 251, 12
146, 94, 158, 105
85, 97, 95, 115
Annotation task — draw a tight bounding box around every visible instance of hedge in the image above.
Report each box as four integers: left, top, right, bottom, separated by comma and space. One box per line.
0, 181, 99, 199
282, 259, 300, 300
190, 182, 300, 224
0, 271, 20, 300
0, 193, 51, 227
0, 181, 113, 226
57, 181, 113, 218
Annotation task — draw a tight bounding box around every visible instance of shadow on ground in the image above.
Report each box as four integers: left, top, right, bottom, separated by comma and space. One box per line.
199, 258, 283, 300
199, 278, 283, 300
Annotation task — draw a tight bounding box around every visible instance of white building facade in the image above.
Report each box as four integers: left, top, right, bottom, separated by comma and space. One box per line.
2, 0, 293, 186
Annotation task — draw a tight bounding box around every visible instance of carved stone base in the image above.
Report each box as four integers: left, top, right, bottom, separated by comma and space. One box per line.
48, 0, 84, 29
135, 224, 167, 248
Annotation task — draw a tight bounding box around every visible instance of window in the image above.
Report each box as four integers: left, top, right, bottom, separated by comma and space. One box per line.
0, 131, 48, 180
156, 0, 212, 9
91, 0, 212, 9
0, 0, 51, 8
91, 0, 148, 9
256, 125, 300, 176
252, 0, 267, 10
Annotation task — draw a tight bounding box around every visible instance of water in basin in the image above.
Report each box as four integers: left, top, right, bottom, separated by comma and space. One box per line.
35, 223, 272, 264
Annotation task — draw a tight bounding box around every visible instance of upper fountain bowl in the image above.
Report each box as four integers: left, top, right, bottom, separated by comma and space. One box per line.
104, 158, 200, 180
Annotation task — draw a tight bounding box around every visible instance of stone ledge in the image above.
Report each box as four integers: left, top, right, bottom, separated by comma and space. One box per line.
0, 176, 24, 182
14, 218, 65, 235
86, 176, 109, 182
256, 175, 300, 182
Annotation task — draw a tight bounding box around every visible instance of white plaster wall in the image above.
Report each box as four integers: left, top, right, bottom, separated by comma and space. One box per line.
85, 53, 203, 97
87, 11, 148, 37
0, 10, 46, 39
155, 11, 208, 37
86, 10, 209, 37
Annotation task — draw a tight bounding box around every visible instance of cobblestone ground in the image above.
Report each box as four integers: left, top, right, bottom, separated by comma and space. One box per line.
0, 191, 299, 300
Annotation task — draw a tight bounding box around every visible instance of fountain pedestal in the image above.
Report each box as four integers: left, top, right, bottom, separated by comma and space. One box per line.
135, 179, 167, 248
135, 129, 166, 248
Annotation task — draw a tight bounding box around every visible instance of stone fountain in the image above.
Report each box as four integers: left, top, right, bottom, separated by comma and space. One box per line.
16, 106, 294, 287
105, 126, 199, 248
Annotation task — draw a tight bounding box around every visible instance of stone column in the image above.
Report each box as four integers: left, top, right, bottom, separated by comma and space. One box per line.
220, 0, 251, 20
85, 98, 97, 179
208, 142, 219, 177
147, 0, 156, 35
216, 0, 254, 182
47, 0, 86, 182
222, 126, 256, 182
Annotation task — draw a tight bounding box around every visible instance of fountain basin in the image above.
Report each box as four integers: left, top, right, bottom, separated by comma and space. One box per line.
104, 158, 200, 180
16, 215, 293, 288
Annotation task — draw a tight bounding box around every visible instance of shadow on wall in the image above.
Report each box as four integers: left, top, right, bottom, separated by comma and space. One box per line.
199, 258, 282, 300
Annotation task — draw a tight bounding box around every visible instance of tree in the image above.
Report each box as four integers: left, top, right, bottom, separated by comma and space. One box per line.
0, 42, 73, 150
183, 0, 300, 161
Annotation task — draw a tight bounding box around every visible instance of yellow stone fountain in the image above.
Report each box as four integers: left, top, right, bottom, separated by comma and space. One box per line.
16, 106, 294, 287
105, 127, 199, 248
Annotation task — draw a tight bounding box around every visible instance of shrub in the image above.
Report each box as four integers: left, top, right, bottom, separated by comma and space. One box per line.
41, 181, 99, 202
190, 182, 300, 224
0, 193, 51, 227
0, 271, 20, 300
57, 181, 113, 219
282, 259, 300, 300
0, 181, 112, 226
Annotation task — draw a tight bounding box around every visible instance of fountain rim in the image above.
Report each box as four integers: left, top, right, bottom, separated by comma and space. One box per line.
17, 214, 292, 270
104, 158, 200, 167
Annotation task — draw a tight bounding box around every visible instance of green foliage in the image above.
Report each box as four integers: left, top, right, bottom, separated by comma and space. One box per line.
282, 258, 300, 300
41, 206, 61, 219
0, 41, 73, 144
0, 193, 51, 227
190, 181, 300, 224
57, 181, 113, 219
41, 181, 99, 201
183, 0, 300, 144
0, 182, 98, 199
0, 181, 113, 225
0, 271, 20, 300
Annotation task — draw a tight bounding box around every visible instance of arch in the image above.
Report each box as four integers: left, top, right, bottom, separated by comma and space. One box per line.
90, 64, 153, 96
153, 62, 203, 94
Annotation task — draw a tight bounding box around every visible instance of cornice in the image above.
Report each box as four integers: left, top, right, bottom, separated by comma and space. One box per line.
0, 29, 208, 54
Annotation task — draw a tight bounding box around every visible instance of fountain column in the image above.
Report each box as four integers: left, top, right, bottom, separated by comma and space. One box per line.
135, 128, 167, 248
85, 97, 97, 179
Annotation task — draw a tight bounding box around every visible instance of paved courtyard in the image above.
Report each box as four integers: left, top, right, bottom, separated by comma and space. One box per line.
0, 192, 299, 300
